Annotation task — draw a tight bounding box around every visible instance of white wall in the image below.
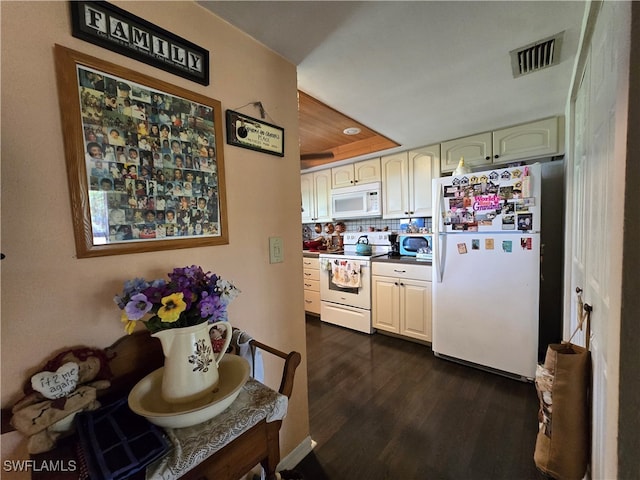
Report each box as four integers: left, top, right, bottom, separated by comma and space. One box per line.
0, 1, 309, 474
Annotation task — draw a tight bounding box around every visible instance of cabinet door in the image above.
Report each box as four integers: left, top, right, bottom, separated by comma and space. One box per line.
301, 173, 315, 223
331, 164, 355, 188
492, 117, 560, 164
313, 170, 333, 222
441, 132, 493, 172
408, 146, 437, 217
381, 153, 409, 219
372, 276, 400, 333
400, 279, 432, 342
354, 158, 381, 184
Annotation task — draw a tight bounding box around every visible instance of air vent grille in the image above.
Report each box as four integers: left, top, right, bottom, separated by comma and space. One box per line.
510, 32, 563, 78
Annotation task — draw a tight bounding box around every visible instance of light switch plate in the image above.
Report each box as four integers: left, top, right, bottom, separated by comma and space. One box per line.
269, 237, 284, 264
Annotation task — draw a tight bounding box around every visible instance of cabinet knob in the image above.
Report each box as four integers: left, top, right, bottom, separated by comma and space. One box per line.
485, 156, 491, 160
494, 154, 500, 159
394, 282, 399, 286
400, 283, 405, 287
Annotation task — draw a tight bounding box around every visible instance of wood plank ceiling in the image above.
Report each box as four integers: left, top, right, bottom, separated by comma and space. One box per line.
298, 91, 399, 170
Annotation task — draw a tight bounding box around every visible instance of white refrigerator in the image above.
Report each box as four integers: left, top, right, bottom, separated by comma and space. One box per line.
432, 163, 541, 380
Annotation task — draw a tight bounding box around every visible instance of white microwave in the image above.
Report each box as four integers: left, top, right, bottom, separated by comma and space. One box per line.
331, 182, 382, 219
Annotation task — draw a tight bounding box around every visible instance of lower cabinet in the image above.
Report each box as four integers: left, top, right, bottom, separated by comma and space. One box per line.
303, 257, 321, 314
372, 262, 432, 342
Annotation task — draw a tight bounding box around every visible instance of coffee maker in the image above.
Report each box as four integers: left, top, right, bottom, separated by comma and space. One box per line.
388, 233, 401, 257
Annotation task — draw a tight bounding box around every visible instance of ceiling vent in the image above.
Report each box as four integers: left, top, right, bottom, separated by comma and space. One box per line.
510, 32, 564, 78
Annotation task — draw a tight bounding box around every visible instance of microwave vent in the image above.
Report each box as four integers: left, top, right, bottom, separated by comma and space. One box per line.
510, 32, 563, 78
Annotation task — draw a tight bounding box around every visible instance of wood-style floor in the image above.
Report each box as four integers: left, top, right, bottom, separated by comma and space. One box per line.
294, 315, 546, 480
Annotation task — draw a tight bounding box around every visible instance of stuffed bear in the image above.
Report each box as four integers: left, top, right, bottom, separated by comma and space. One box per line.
10, 347, 112, 454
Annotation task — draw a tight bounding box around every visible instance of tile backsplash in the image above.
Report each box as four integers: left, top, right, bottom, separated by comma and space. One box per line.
303, 217, 432, 239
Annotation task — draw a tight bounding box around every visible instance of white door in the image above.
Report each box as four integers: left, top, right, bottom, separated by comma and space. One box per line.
565, 2, 629, 477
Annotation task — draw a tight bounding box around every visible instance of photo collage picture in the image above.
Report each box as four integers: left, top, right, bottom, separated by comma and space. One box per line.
77, 66, 221, 244
442, 168, 535, 232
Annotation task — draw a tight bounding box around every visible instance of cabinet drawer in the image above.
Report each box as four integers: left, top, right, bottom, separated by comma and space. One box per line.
304, 290, 321, 314
303, 279, 320, 292
302, 257, 319, 269
303, 268, 320, 281
372, 262, 431, 280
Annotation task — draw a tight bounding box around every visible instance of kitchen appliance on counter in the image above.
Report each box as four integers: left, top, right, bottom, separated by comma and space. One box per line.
398, 234, 432, 260
432, 163, 546, 381
388, 233, 401, 258
331, 182, 381, 219
319, 232, 392, 333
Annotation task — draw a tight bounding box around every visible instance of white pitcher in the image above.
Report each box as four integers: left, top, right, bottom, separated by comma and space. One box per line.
152, 321, 232, 404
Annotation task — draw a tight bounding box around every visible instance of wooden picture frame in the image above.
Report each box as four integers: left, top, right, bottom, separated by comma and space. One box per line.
54, 44, 228, 258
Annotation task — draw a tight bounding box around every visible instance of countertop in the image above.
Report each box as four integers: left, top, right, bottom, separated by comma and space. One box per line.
303, 250, 431, 265
372, 255, 432, 266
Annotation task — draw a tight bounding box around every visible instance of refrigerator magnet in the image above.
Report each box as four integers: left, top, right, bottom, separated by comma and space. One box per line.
521, 237, 533, 250
502, 240, 513, 253
471, 239, 480, 250
485, 238, 495, 250
517, 213, 533, 231
502, 214, 516, 230
457, 243, 468, 254
444, 185, 460, 197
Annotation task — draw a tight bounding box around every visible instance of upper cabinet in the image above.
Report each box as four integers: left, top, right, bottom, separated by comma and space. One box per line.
441, 132, 493, 172
440, 116, 563, 173
301, 170, 332, 223
331, 158, 381, 188
492, 116, 560, 164
381, 145, 438, 219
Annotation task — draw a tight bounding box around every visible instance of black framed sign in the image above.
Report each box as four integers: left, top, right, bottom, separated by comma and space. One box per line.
54, 45, 228, 258
70, 1, 210, 86
225, 110, 285, 157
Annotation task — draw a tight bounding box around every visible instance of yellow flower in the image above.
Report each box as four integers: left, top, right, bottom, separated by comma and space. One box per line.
121, 311, 136, 335
158, 292, 187, 323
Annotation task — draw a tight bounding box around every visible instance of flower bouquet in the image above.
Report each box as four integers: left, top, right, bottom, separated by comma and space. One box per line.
114, 265, 240, 335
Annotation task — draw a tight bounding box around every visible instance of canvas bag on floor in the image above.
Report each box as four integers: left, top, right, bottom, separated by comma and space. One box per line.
534, 342, 591, 480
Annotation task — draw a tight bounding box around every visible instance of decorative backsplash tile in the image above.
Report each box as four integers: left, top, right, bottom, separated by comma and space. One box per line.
303, 217, 432, 240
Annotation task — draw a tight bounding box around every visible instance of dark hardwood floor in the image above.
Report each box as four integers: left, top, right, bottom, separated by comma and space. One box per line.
293, 315, 546, 480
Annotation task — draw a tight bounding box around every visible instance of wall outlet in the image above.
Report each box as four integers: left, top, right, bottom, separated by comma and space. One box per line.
269, 237, 284, 264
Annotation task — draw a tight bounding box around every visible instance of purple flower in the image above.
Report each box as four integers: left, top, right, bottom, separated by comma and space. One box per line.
124, 293, 153, 320
115, 266, 239, 334
200, 291, 227, 321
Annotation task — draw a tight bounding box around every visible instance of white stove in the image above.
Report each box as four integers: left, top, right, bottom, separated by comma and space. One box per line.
318, 232, 392, 333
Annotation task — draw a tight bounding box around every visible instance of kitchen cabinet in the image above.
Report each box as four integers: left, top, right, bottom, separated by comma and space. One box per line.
440, 116, 562, 173
301, 170, 332, 223
381, 145, 437, 219
441, 132, 493, 172
302, 256, 321, 314
331, 158, 381, 188
372, 262, 432, 342
492, 116, 561, 165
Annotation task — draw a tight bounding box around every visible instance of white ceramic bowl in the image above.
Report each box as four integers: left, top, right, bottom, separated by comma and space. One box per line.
128, 355, 250, 428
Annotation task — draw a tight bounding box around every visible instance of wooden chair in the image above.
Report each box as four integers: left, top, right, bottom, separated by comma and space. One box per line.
2, 330, 302, 480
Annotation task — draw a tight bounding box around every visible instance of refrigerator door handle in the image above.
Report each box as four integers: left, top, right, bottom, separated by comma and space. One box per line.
433, 178, 445, 283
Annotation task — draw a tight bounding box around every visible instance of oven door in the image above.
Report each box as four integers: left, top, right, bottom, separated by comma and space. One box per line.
320, 260, 371, 310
